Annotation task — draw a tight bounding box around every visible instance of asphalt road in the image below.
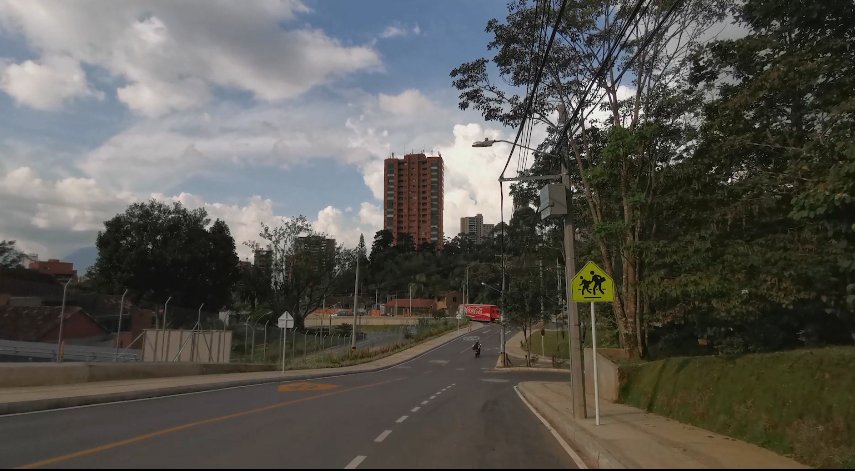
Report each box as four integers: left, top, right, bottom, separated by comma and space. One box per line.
0, 325, 578, 469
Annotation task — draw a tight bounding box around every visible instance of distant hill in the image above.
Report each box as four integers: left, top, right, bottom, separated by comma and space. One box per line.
63, 246, 98, 274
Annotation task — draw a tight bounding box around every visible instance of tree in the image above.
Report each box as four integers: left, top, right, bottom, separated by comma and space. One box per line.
249, 216, 354, 330
0, 240, 23, 270
504, 259, 559, 366
90, 200, 239, 314
370, 230, 394, 261
396, 233, 415, 253
452, 0, 728, 357
639, 0, 855, 354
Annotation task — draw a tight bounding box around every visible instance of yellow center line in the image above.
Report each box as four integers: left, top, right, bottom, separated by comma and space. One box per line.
16, 376, 405, 469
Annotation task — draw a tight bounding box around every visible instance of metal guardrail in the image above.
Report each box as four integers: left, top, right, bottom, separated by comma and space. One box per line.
0, 340, 140, 362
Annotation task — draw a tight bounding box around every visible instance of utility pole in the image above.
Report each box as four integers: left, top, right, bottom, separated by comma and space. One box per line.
563, 162, 587, 419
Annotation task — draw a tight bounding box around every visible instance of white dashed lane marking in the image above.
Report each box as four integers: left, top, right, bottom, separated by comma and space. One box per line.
374, 430, 392, 443
345, 455, 367, 469
396, 415, 408, 423
411, 406, 421, 412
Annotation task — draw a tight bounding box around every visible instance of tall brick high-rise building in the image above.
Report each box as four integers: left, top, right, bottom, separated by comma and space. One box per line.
383, 153, 444, 249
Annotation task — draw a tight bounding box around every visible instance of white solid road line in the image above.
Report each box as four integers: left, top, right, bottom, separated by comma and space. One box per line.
344, 455, 367, 469
513, 386, 588, 469
396, 415, 408, 423
411, 406, 421, 412
374, 430, 393, 443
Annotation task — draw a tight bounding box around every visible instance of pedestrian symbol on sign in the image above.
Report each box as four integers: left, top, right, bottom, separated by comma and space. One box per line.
571, 261, 614, 302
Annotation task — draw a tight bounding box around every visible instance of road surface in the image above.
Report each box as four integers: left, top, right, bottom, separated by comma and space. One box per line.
0, 324, 578, 469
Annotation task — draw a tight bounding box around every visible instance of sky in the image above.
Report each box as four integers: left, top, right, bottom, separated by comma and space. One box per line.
0, 0, 544, 265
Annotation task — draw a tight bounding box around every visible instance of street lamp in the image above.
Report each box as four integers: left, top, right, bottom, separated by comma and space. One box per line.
472, 132, 587, 418
352, 235, 363, 350
480, 282, 505, 356
465, 262, 477, 305
408, 282, 415, 316
114, 289, 128, 361
56, 278, 73, 363
161, 296, 172, 362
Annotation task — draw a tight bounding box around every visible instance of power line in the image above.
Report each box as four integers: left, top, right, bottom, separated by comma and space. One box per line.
553, 0, 684, 159
499, 0, 571, 180
572, 0, 685, 135
551, 0, 649, 158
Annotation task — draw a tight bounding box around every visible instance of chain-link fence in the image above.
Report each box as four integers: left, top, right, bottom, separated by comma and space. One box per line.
229, 317, 461, 367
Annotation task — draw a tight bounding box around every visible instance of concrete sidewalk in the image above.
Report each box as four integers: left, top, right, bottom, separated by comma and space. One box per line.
517, 381, 809, 469
506, 327, 807, 468
0, 323, 484, 415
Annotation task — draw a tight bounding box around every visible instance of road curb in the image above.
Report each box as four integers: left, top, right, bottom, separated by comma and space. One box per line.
0, 323, 485, 416
517, 382, 629, 469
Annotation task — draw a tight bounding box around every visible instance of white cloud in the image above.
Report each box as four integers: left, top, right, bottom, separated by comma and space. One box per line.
378, 89, 436, 116
0, 0, 381, 116
1, 82, 536, 257
380, 26, 406, 38
379, 23, 421, 39
0, 55, 101, 109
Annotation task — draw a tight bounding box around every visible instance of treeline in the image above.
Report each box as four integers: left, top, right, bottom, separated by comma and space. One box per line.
451, 0, 855, 356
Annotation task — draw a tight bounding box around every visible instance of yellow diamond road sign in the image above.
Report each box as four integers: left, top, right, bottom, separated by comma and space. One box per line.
571, 261, 615, 302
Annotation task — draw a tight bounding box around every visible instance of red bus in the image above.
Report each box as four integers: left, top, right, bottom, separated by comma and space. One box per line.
460, 304, 502, 323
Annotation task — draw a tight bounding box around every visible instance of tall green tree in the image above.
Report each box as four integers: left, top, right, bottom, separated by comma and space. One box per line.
452, 0, 726, 357
0, 240, 23, 270
90, 200, 239, 313
640, 0, 855, 353
248, 216, 354, 330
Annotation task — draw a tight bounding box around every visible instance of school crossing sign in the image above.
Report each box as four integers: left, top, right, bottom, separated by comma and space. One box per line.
571, 261, 615, 302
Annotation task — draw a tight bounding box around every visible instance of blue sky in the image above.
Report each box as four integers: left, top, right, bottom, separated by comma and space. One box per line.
0, 0, 533, 265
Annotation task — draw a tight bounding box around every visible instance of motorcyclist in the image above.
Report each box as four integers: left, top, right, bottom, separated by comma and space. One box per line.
472, 341, 481, 357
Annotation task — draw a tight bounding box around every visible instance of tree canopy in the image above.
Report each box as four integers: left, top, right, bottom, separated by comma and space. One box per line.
89, 200, 239, 314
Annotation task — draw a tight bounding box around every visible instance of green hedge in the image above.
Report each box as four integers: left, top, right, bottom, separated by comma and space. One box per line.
620, 346, 855, 468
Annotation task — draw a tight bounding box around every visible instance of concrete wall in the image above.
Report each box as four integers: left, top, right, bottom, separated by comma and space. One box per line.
140, 329, 231, 363
583, 347, 628, 402
0, 361, 270, 388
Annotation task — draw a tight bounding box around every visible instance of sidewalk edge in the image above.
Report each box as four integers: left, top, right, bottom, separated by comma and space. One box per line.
517, 382, 632, 469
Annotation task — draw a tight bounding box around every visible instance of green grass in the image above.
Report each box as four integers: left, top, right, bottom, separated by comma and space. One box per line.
522, 330, 570, 359
619, 346, 855, 468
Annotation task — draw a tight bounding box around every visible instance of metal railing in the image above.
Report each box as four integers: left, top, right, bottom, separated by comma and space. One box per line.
0, 339, 140, 362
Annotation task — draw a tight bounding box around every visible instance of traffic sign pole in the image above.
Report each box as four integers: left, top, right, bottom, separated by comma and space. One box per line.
591, 302, 600, 426
282, 327, 288, 373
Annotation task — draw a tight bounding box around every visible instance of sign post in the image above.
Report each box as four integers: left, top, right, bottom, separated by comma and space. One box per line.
278, 312, 294, 372
571, 261, 615, 426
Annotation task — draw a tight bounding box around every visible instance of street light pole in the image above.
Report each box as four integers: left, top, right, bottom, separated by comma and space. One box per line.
114, 289, 128, 361
161, 296, 172, 362
56, 278, 72, 363
472, 136, 586, 417
351, 239, 361, 350
481, 282, 504, 357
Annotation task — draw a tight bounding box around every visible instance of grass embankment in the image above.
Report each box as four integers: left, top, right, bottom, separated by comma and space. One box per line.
620, 346, 855, 468
522, 331, 570, 359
